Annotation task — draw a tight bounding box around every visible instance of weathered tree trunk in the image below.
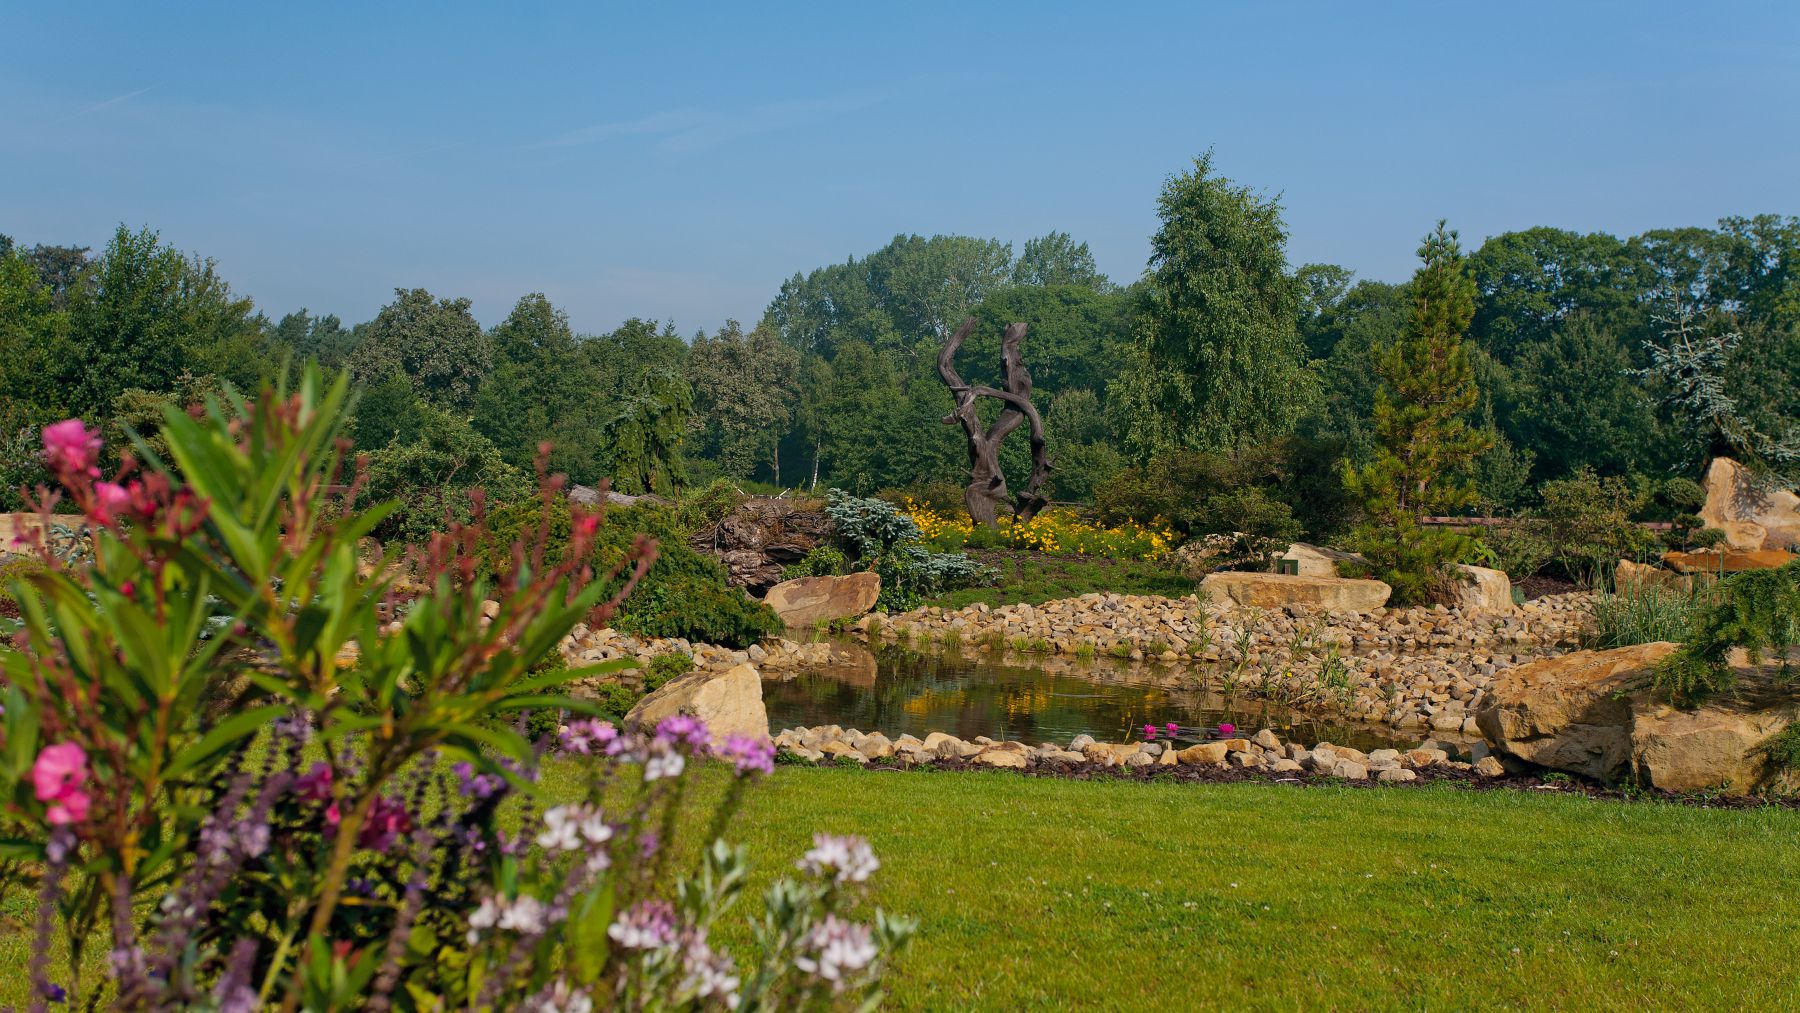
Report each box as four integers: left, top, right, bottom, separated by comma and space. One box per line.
937, 317, 1053, 527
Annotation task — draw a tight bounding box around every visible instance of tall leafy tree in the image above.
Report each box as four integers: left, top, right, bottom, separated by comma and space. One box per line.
347, 288, 492, 413
1511, 313, 1664, 479
1011, 232, 1110, 290
62, 226, 264, 419
474, 294, 607, 481
605, 369, 692, 495
1346, 222, 1492, 601
685, 320, 801, 482
1113, 153, 1313, 456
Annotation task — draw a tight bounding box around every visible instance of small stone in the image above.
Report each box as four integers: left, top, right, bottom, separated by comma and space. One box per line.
1253, 729, 1281, 750
820, 741, 867, 763
975, 749, 1027, 769
1177, 742, 1230, 766
1474, 755, 1506, 778
1377, 768, 1417, 783
1330, 759, 1369, 780
1069, 734, 1097, 751
1271, 758, 1303, 773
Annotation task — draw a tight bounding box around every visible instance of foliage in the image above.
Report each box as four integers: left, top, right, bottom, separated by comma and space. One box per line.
1113, 151, 1314, 456
822, 491, 995, 610
361, 403, 529, 544
1635, 301, 1800, 482
783, 546, 849, 580
923, 554, 1191, 609
346, 287, 493, 414
1345, 222, 1492, 603
1587, 581, 1718, 651
686, 320, 803, 482
903, 499, 1172, 561
616, 574, 785, 647
605, 368, 693, 496
1093, 437, 1351, 545
1533, 468, 1656, 586
1476, 520, 1557, 580
1654, 561, 1800, 705
0, 370, 912, 1009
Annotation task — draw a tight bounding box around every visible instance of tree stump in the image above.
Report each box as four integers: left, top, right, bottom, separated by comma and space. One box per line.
936, 317, 1052, 527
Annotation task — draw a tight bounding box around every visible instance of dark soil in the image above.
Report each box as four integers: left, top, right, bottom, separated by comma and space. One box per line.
847, 756, 1800, 811
1516, 573, 1580, 600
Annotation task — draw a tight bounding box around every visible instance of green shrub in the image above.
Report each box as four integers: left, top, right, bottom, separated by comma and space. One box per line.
485, 494, 783, 647
782, 545, 847, 579
1653, 561, 1800, 705
1763, 723, 1800, 774
644, 651, 694, 692
588, 681, 642, 721
1534, 468, 1655, 587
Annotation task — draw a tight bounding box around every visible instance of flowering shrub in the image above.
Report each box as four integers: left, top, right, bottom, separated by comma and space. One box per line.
0, 369, 911, 1009
903, 499, 1173, 561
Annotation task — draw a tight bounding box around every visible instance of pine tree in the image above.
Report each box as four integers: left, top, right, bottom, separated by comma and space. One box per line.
1347, 221, 1492, 601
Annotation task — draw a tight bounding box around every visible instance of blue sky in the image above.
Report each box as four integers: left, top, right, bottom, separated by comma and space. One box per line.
3, 2, 1797, 334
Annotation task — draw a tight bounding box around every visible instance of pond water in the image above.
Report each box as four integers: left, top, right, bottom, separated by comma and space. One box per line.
760, 639, 1412, 752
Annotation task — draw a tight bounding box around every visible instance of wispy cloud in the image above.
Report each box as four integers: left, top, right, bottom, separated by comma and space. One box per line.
72, 86, 153, 117
539, 92, 886, 154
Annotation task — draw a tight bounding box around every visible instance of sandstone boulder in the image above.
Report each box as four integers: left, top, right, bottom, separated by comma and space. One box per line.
1200, 571, 1392, 612
1278, 542, 1369, 578
624, 662, 769, 748
1474, 643, 1675, 781
1698, 457, 1800, 552
1631, 702, 1791, 794
1662, 548, 1795, 575
1615, 559, 1691, 594
1453, 564, 1515, 614
764, 572, 881, 627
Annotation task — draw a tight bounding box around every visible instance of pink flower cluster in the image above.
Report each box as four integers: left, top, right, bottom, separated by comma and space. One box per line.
38, 418, 208, 537
32, 742, 91, 826
41, 420, 101, 480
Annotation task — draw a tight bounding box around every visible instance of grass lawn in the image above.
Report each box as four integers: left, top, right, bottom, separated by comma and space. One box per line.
927, 551, 1194, 610
8, 764, 1797, 1010
706, 767, 1800, 1011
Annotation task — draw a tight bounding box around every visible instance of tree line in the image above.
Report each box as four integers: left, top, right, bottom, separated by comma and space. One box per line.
1, 153, 1795, 551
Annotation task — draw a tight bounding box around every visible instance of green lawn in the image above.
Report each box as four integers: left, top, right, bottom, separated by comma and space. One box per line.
9, 764, 1798, 1010
708, 768, 1800, 1011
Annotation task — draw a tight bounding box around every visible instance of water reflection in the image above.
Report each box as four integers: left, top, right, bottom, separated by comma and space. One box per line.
761, 639, 1403, 751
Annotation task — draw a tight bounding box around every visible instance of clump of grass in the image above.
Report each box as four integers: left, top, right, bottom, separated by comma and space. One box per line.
938, 627, 963, 648
865, 615, 884, 640
1073, 642, 1096, 660
1587, 581, 1715, 650
1108, 642, 1132, 659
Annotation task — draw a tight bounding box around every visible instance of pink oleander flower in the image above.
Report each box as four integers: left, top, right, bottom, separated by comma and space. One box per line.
32, 742, 87, 801
92, 481, 130, 525
720, 735, 775, 777
42, 419, 102, 479
294, 762, 333, 802
45, 790, 91, 826
358, 795, 412, 852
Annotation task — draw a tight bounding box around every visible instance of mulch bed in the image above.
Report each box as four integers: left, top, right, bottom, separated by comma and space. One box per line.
1515, 574, 1580, 600
846, 756, 1800, 811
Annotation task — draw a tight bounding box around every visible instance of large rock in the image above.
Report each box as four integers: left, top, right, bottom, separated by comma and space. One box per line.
764, 572, 881, 627
1631, 702, 1792, 794
1278, 543, 1368, 578
1200, 571, 1392, 612
1662, 548, 1796, 575
1615, 559, 1691, 593
1476, 642, 1796, 794
1474, 643, 1675, 781
1698, 457, 1800, 552
1453, 564, 1514, 613
624, 662, 769, 748
690, 497, 836, 593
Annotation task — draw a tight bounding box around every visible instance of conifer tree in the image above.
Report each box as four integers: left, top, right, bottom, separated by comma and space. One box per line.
1347, 221, 1492, 601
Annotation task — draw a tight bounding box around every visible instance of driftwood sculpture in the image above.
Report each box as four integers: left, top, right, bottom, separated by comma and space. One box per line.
937, 316, 1052, 526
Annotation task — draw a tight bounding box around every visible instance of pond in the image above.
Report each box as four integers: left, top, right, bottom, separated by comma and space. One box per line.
760, 639, 1416, 752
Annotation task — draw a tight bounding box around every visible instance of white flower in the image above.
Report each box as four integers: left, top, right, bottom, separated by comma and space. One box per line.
797, 833, 879, 884
522, 978, 593, 1013
794, 915, 878, 990
536, 803, 612, 851
498, 894, 550, 934
681, 935, 741, 1007
643, 746, 685, 782
466, 896, 501, 944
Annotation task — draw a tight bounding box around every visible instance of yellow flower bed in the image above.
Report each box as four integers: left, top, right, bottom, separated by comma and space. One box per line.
902, 499, 1172, 561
